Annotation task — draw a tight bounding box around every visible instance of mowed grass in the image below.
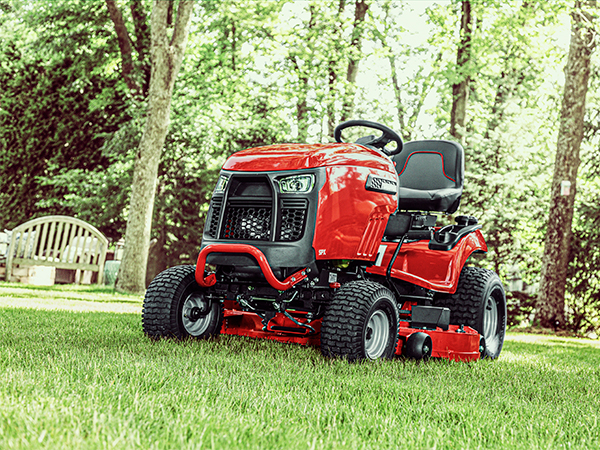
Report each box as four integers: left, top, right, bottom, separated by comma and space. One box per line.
1, 284, 599, 449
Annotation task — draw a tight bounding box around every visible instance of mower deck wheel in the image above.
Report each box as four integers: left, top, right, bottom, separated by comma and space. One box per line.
321, 280, 400, 361
405, 332, 433, 360
142, 265, 223, 339
435, 266, 506, 359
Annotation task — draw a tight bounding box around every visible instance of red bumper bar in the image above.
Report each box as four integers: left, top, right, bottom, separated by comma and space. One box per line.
195, 243, 308, 291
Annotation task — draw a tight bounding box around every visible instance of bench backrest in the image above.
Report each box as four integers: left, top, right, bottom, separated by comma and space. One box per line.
5, 215, 108, 284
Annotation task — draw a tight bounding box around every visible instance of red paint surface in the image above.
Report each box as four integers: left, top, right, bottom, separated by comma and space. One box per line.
366, 230, 488, 293
396, 323, 480, 362
312, 166, 397, 260
222, 143, 397, 174
219, 303, 480, 362
221, 307, 322, 346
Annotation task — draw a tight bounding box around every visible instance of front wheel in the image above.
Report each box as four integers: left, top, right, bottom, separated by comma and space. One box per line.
435, 267, 506, 359
321, 281, 400, 361
142, 265, 223, 339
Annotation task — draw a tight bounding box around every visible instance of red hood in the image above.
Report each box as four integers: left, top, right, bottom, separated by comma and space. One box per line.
222, 143, 396, 174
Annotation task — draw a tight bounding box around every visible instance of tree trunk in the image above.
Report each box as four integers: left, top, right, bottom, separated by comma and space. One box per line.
106, 0, 140, 94
450, 0, 472, 143
129, 0, 152, 95
341, 0, 368, 122
116, 0, 194, 293
327, 0, 346, 137
536, 0, 596, 329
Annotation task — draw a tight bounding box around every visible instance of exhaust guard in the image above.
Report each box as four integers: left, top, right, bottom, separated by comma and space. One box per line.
195, 243, 309, 291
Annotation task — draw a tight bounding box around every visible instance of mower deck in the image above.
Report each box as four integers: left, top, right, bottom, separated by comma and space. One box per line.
221, 307, 481, 362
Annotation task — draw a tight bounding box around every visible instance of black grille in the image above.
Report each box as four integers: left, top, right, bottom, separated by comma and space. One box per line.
222, 200, 272, 240
207, 197, 223, 238
280, 199, 308, 241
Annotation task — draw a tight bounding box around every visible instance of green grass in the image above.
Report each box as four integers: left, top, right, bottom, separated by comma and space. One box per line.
1, 283, 599, 449
0, 281, 142, 314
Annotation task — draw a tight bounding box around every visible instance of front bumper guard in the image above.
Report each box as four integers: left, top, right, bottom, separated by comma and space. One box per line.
195, 243, 309, 291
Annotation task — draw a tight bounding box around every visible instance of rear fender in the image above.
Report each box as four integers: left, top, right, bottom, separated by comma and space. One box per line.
366, 229, 487, 294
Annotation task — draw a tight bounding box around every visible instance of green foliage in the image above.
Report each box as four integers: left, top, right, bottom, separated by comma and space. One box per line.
0, 0, 129, 229
567, 176, 600, 334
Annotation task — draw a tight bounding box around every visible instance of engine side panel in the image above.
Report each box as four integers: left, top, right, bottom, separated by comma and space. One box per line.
312, 166, 398, 261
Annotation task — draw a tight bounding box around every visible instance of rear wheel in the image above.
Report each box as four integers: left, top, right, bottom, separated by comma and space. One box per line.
142, 265, 223, 339
435, 266, 506, 359
321, 281, 399, 361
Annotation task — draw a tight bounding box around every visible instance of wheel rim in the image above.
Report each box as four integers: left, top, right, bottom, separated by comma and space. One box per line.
181, 292, 212, 336
483, 293, 499, 353
364, 310, 390, 359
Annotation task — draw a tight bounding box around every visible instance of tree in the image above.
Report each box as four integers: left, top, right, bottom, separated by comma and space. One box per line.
370, 1, 441, 141
450, 0, 473, 143
0, 0, 130, 230
116, 1, 195, 293
340, 0, 369, 122
536, 0, 597, 329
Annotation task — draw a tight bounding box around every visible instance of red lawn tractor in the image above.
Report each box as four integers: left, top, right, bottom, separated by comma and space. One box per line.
142, 120, 507, 362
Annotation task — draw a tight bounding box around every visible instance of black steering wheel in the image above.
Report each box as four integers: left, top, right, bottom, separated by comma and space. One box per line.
334, 120, 403, 156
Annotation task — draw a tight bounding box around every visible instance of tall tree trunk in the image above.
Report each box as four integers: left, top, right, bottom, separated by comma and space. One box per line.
536, 0, 596, 329
292, 5, 316, 142
341, 0, 368, 122
116, 0, 194, 293
327, 0, 346, 137
129, 0, 152, 95
106, 0, 140, 94
450, 0, 472, 143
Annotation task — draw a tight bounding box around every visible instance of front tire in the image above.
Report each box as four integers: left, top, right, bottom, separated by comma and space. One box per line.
142, 265, 223, 339
321, 281, 399, 361
435, 267, 506, 359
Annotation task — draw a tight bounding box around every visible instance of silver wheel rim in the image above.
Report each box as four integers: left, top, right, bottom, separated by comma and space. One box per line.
483, 294, 499, 353
364, 310, 390, 359
182, 292, 212, 336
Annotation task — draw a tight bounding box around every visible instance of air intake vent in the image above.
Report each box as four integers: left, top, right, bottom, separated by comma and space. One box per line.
207, 197, 223, 238
280, 199, 308, 241
222, 199, 272, 240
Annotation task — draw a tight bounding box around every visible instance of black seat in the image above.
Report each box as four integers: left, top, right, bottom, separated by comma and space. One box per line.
392, 140, 464, 213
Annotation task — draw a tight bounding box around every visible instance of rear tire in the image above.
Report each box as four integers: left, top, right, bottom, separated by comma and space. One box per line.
142, 265, 223, 339
435, 266, 506, 359
321, 281, 399, 361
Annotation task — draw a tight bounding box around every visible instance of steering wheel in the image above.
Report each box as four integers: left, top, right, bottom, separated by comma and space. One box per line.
334, 120, 403, 156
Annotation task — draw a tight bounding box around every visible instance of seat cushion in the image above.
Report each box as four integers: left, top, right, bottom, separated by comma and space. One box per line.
397, 186, 462, 213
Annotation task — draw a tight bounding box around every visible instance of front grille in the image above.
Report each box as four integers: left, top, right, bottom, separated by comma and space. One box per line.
222, 200, 272, 240
206, 175, 311, 242
280, 199, 308, 241
207, 197, 223, 238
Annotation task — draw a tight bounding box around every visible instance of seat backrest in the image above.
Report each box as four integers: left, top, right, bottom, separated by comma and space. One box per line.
392, 140, 464, 213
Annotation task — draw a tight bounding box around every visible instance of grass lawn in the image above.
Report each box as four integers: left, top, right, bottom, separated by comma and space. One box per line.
1, 282, 599, 449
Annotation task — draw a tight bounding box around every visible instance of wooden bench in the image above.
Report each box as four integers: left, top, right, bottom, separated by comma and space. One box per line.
5, 216, 108, 285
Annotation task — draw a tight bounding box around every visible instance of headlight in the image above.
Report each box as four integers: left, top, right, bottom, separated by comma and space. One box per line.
214, 175, 229, 194
277, 174, 315, 193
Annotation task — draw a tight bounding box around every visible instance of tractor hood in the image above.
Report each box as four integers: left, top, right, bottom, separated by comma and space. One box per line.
222, 143, 396, 174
